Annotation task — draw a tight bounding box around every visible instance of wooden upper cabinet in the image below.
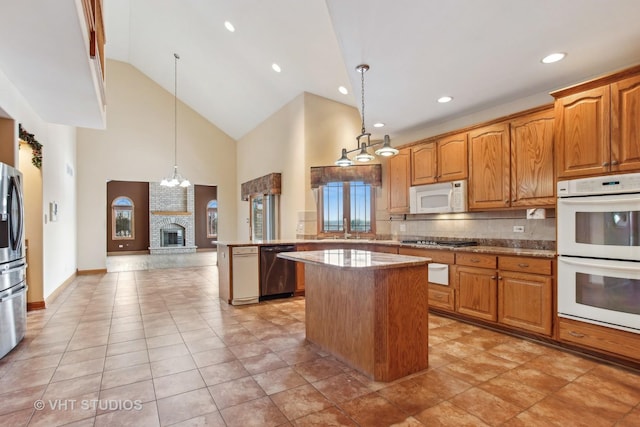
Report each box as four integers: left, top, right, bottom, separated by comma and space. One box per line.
554, 86, 610, 178
468, 123, 511, 210
411, 133, 467, 185
611, 74, 640, 172
552, 65, 640, 178
510, 109, 555, 206
411, 142, 437, 185
387, 148, 411, 213
438, 133, 468, 182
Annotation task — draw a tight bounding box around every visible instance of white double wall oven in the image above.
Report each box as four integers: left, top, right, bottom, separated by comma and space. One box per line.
557, 172, 640, 334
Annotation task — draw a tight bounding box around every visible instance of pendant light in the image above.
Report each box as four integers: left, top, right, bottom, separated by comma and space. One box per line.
335, 64, 397, 166
160, 53, 191, 187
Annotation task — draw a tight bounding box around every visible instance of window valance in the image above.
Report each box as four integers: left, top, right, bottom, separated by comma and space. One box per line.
241, 173, 281, 201
310, 164, 382, 188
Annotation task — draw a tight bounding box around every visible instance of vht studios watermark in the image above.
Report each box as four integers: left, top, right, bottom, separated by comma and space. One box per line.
34, 399, 143, 411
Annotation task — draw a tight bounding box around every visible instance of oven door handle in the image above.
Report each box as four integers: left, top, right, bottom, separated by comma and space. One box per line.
560, 257, 639, 272
559, 197, 639, 205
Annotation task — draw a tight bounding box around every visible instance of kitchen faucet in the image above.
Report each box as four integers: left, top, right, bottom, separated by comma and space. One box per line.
343, 218, 351, 239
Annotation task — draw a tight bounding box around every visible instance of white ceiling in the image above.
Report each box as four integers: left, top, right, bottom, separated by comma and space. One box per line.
2, 1, 640, 142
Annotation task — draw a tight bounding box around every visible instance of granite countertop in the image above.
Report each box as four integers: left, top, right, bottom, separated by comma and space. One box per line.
277, 249, 430, 270
216, 239, 557, 258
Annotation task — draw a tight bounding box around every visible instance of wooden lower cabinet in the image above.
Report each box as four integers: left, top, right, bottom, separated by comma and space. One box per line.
498, 271, 552, 335
456, 266, 498, 321
559, 317, 640, 362
455, 253, 554, 336
398, 247, 455, 311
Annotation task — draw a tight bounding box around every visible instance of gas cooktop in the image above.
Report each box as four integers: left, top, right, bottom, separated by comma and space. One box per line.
400, 239, 478, 247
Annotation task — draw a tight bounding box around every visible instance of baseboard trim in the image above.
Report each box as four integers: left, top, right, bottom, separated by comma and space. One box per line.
45, 272, 78, 306
107, 250, 150, 256
76, 268, 107, 275
27, 301, 46, 311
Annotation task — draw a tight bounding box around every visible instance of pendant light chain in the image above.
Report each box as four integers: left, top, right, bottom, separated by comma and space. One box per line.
174, 53, 179, 168
360, 64, 366, 135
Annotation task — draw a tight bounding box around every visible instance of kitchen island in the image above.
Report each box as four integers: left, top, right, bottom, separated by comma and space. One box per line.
278, 249, 430, 382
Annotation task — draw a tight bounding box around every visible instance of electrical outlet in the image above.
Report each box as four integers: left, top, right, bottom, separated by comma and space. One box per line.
513, 225, 525, 233
399, 224, 406, 232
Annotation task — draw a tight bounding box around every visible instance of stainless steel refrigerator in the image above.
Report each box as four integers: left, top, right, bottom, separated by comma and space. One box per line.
0, 162, 27, 359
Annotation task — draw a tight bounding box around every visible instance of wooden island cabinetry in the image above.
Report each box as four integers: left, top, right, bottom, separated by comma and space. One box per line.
468, 108, 555, 210
455, 252, 554, 336
411, 132, 468, 185
280, 249, 430, 382
552, 66, 640, 178
294, 242, 398, 295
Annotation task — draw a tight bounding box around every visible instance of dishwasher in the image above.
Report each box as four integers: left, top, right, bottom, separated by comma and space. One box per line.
260, 245, 296, 299
231, 246, 259, 305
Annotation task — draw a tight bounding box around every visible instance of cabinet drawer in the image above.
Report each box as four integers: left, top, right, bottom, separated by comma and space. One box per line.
428, 284, 454, 311
559, 318, 640, 361
498, 256, 552, 275
456, 253, 496, 269
399, 247, 455, 264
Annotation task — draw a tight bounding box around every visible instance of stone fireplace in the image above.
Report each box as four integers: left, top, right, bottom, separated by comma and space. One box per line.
149, 183, 197, 254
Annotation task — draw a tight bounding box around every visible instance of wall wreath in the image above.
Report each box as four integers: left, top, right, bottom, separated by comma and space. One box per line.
18, 123, 42, 169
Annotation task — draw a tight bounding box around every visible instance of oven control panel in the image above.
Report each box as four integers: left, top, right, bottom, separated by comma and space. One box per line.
558, 172, 640, 197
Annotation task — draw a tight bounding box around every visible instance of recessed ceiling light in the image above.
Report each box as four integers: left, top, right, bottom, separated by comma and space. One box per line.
373, 122, 385, 128
338, 86, 348, 95
541, 52, 566, 64
437, 96, 453, 103
272, 63, 281, 73
224, 21, 235, 32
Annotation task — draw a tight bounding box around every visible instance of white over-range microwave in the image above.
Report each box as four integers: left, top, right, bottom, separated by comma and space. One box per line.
409, 180, 468, 214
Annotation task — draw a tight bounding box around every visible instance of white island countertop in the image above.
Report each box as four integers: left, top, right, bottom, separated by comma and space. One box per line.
278, 249, 430, 271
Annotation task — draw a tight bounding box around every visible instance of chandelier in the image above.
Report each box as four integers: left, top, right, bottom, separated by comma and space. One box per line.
335, 64, 398, 167
160, 53, 191, 187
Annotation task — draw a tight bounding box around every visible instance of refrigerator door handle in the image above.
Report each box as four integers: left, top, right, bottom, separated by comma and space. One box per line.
1, 262, 27, 275
0, 284, 27, 303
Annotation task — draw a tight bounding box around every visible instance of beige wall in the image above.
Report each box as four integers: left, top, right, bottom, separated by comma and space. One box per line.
76, 60, 237, 270
236, 92, 364, 240
0, 66, 77, 302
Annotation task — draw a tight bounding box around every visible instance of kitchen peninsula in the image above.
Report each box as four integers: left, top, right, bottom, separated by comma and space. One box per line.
279, 249, 430, 382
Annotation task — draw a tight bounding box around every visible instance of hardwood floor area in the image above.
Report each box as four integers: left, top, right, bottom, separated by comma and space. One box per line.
0, 264, 638, 426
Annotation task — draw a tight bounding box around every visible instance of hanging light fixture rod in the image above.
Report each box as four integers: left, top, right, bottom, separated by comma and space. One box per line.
335, 64, 397, 167
161, 52, 191, 187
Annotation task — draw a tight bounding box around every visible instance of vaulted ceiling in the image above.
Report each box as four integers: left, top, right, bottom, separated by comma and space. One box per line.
2, 1, 640, 142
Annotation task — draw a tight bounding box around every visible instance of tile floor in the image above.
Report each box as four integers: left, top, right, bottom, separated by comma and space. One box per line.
1, 257, 639, 426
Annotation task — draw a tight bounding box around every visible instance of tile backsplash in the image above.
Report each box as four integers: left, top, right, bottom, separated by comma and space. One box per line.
384, 209, 555, 244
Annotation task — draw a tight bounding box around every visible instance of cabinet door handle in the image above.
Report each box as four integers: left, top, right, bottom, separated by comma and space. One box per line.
504, 200, 509, 205
611, 160, 619, 166
491, 275, 497, 280
517, 263, 529, 268
602, 162, 610, 167
569, 331, 585, 338
470, 258, 480, 263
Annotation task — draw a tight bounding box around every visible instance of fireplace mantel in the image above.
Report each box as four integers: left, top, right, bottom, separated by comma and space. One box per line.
151, 211, 191, 216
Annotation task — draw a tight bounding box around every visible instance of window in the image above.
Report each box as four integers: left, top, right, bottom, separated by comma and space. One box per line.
112, 196, 134, 239
207, 200, 218, 238
318, 181, 375, 238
